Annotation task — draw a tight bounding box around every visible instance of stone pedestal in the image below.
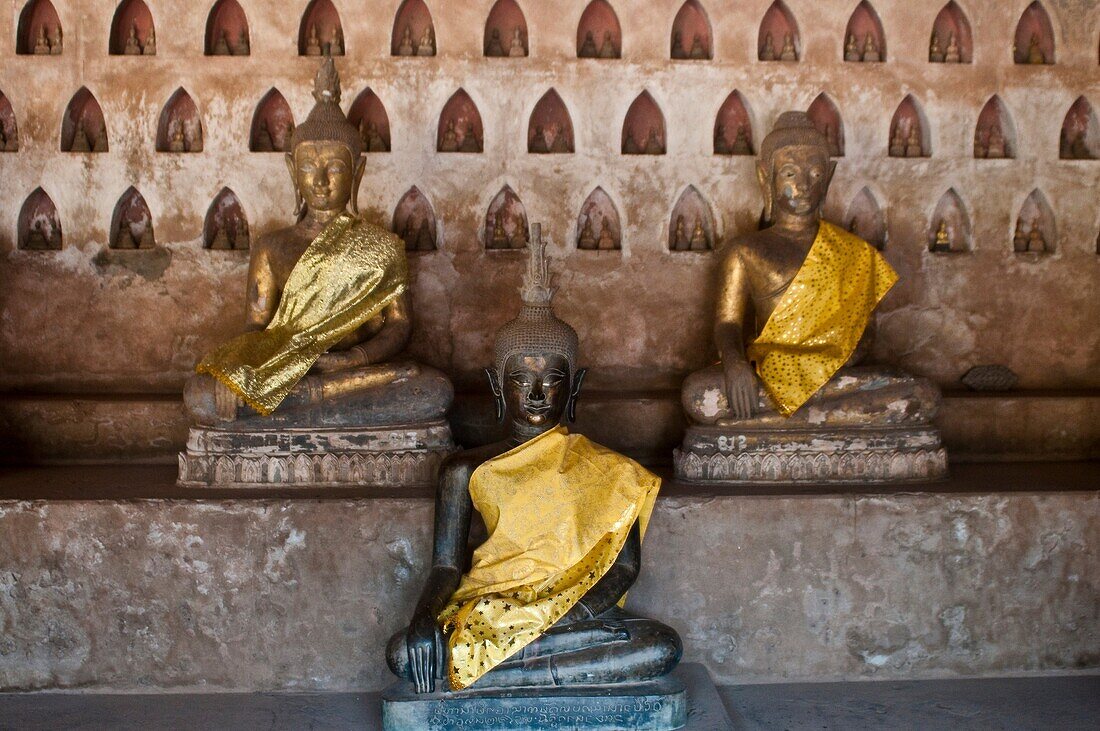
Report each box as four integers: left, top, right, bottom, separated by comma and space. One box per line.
381, 669, 700, 731
674, 425, 948, 484
177, 420, 454, 488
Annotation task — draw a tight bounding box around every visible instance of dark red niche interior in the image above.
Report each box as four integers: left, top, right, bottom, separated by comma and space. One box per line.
298, 0, 344, 56
484, 186, 529, 250
205, 0, 249, 55
437, 89, 483, 153
18, 188, 62, 251
1059, 96, 1098, 160
391, 0, 436, 56
929, 189, 971, 252
929, 1, 972, 63
0, 92, 19, 152
974, 96, 1016, 159
528, 90, 574, 154
888, 96, 930, 157
807, 93, 844, 156
347, 88, 391, 153
843, 1, 885, 62
576, 188, 621, 251
668, 186, 715, 252
577, 0, 621, 58
156, 89, 203, 153
203, 188, 249, 250
1014, 190, 1056, 253
109, 0, 155, 55
393, 187, 438, 252
1013, 1, 1055, 64
110, 187, 155, 249
713, 90, 754, 155
621, 92, 666, 155
484, 0, 527, 57
844, 188, 885, 250
61, 87, 108, 153
670, 0, 712, 60
758, 0, 799, 61
17, 0, 63, 55
250, 89, 295, 153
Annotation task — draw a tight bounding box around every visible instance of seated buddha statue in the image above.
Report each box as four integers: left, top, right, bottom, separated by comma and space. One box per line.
183, 56, 451, 431
386, 226, 681, 694
677, 112, 945, 483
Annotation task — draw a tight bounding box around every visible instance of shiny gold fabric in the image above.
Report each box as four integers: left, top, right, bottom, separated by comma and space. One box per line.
747, 221, 898, 416
196, 214, 408, 415
438, 426, 661, 690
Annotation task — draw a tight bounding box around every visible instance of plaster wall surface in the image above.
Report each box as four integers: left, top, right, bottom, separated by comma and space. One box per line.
0, 0, 1097, 404
0, 489, 1096, 691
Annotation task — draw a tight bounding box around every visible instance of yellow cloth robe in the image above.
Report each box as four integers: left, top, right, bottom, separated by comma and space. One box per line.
196, 213, 408, 415
438, 426, 661, 691
746, 220, 898, 417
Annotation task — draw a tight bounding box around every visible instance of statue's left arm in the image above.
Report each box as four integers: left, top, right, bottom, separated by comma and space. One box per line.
561, 521, 641, 621
313, 293, 413, 372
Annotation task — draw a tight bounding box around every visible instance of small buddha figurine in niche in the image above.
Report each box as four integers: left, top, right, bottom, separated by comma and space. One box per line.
305, 24, 322, 55
579, 30, 598, 57
124, 23, 141, 54
905, 123, 924, 157
622, 129, 640, 155
71, 120, 91, 152
889, 121, 907, 157
143, 27, 156, 55
760, 32, 777, 61
439, 119, 459, 152
331, 27, 344, 55
234, 29, 250, 55
598, 30, 616, 58
0, 126, 8, 151
417, 27, 436, 56
489, 212, 508, 249
385, 225, 681, 695
779, 34, 797, 61
577, 216, 596, 249
597, 217, 617, 250
458, 122, 481, 152
1027, 218, 1047, 253
929, 32, 944, 62
486, 28, 505, 56
508, 26, 526, 57
361, 120, 387, 153
862, 33, 880, 62
528, 124, 548, 153
944, 33, 961, 63
932, 220, 952, 252
714, 123, 731, 154
254, 119, 274, 152
671, 30, 686, 59
115, 221, 137, 249
210, 222, 231, 250
549, 124, 570, 153
24, 219, 48, 249
732, 124, 752, 155
233, 217, 249, 249
168, 122, 186, 152
182, 56, 452, 432
213, 29, 231, 55
677, 112, 945, 483
1012, 221, 1029, 252
689, 33, 707, 59
51, 26, 62, 54
844, 33, 860, 61
34, 25, 51, 55
673, 214, 689, 250
986, 124, 1007, 159
689, 219, 709, 251
1026, 33, 1045, 64
644, 127, 665, 155
397, 25, 415, 56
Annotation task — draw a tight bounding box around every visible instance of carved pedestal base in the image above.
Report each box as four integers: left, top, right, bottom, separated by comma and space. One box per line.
382, 673, 689, 731
177, 420, 455, 488
674, 425, 948, 484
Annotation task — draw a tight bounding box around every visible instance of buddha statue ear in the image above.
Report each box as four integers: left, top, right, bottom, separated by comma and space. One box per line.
755, 161, 773, 224
349, 154, 366, 215
485, 367, 505, 424
285, 151, 305, 218
566, 368, 587, 423
825, 159, 838, 190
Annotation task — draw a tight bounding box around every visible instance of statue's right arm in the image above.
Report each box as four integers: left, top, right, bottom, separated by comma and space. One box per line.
714, 246, 757, 418
244, 246, 276, 332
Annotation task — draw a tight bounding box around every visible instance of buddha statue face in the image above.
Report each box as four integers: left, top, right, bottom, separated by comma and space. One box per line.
286, 141, 365, 217
767, 145, 830, 219
492, 353, 586, 432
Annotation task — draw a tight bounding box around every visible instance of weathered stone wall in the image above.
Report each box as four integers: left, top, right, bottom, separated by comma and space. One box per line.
1, 489, 1096, 691
0, 0, 1098, 403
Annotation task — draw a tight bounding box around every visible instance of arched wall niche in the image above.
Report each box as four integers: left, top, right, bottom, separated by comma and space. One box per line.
1060, 97, 1098, 160
844, 187, 885, 250
577, 0, 621, 59
622, 91, 666, 155
714, 90, 754, 155
0, 92, 19, 152
669, 186, 715, 252
528, 90, 574, 154
843, 1, 885, 62
393, 187, 438, 252
576, 187, 621, 251
249, 89, 295, 152
156, 89, 203, 153
203, 188, 249, 250
807, 93, 844, 156
109, 0, 155, 55
299, 0, 345, 56
484, 0, 528, 57
888, 95, 931, 158
929, 1, 972, 63
17, 0, 63, 55
110, 187, 155, 249
671, 0, 712, 60
437, 89, 483, 153
484, 186, 529, 250
18, 188, 62, 250
1013, 1, 1055, 64
974, 96, 1016, 159
205, 0, 250, 56
61, 87, 108, 153
928, 189, 971, 253
348, 89, 391, 153
758, 1, 799, 62
392, 0, 436, 57
1013, 190, 1056, 254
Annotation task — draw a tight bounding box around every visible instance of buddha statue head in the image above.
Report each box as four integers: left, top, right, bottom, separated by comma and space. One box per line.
756, 111, 836, 224
286, 55, 365, 218
488, 224, 586, 432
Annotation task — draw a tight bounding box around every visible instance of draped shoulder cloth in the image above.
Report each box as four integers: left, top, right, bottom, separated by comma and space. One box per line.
197, 213, 408, 415
747, 221, 898, 416
438, 426, 661, 690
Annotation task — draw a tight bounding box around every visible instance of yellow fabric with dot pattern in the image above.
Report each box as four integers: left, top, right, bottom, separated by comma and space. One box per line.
747, 220, 898, 417
437, 426, 661, 690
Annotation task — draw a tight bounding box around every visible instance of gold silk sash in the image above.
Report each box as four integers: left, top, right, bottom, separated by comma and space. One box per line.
196, 213, 408, 415
438, 426, 661, 690
746, 221, 898, 417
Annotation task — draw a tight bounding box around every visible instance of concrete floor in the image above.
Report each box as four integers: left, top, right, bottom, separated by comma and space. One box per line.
1, 675, 1096, 730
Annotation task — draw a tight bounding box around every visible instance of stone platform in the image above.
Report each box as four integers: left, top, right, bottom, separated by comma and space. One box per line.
382, 666, 700, 730
177, 420, 455, 488
674, 425, 948, 484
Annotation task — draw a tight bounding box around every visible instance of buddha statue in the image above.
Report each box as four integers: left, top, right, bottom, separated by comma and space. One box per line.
1027, 218, 1047, 253
123, 23, 141, 55
417, 27, 435, 56
529, 124, 548, 153
862, 33, 880, 62
929, 32, 944, 62
732, 124, 752, 155
71, 119, 91, 152
779, 33, 797, 61
1013, 221, 1029, 252
672, 214, 688, 251
844, 33, 860, 61
384, 225, 681, 702
50, 26, 62, 54
1026, 33, 1044, 64
759, 32, 777, 61
508, 26, 525, 57
577, 216, 596, 249
458, 122, 481, 153
671, 30, 685, 59
905, 124, 924, 157
690, 33, 708, 59
143, 27, 156, 55
331, 26, 344, 55
622, 129, 640, 155
213, 29, 230, 55
486, 27, 504, 56
397, 25, 414, 56
944, 33, 961, 63
644, 127, 665, 155
549, 124, 570, 153
676, 112, 945, 483
598, 30, 616, 58
889, 121, 907, 157
305, 24, 322, 56
233, 217, 249, 249
233, 29, 249, 56
986, 124, 1006, 159
179, 56, 453, 488
167, 123, 185, 153
689, 219, 709, 251
597, 217, 617, 250
932, 220, 952, 252
579, 30, 598, 57
34, 25, 50, 55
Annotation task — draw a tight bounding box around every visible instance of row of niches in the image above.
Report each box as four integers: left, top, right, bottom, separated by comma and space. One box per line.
15, 184, 1099, 258
3, 86, 1098, 161
12, 0, 1100, 64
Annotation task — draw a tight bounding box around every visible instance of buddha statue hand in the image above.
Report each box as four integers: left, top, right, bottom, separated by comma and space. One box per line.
723, 358, 757, 419
406, 607, 446, 694
214, 379, 242, 422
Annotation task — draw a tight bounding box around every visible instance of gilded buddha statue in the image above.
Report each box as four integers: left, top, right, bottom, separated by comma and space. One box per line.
382, 226, 684, 729
178, 57, 453, 488
676, 112, 946, 483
